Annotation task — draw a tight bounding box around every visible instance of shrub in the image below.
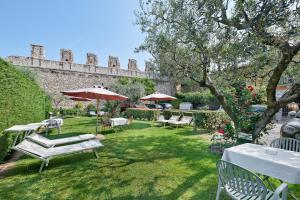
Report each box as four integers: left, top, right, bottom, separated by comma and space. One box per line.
102, 101, 121, 117
0, 58, 51, 162
171, 99, 181, 109
176, 91, 219, 108
74, 102, 83, 110
193, 111, 230, 130
126, 108, 160, 120
85, 103, 96, 111
0, 133, 14, 163
63, 108, 78, 116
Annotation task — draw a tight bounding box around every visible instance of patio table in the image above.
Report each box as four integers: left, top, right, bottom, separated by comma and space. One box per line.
220, 143, 300, 199
42, 118, 64, 126
110, 118, 128, 128
4, 123, 44, 147
222, 143, 300, 184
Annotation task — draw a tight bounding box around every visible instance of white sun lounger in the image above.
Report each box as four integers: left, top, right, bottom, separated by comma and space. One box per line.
158, 115, 180, 126
13, 139, 104, 172
169, 116, 193, 128
26, 133, 96, 148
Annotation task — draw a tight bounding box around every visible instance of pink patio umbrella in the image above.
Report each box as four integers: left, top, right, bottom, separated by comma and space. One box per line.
61, 86, 128, 134
69, 97, 92, 101
140, 92, 177, 102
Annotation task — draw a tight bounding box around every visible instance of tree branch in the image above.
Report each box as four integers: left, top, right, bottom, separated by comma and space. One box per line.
277, 83, 300, 107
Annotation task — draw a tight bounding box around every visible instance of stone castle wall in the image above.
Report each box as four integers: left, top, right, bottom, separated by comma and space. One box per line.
5, 45, 174, 108
7, 56, 166, 80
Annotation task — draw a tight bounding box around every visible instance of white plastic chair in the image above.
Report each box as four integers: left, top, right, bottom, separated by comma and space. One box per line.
270, 138, 300, 152
216, 160, 288, 200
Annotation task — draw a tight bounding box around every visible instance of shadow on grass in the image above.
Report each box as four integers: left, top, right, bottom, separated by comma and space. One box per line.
0, 120, 241, 199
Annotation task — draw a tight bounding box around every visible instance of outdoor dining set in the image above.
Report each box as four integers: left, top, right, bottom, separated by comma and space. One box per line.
2, 85, 300, 200
216, 137, 300, 200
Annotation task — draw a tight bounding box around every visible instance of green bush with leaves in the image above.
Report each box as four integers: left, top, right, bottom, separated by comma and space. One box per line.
85, 103, 96, 111
0, 58, 51, 162
171, 99, 181, 109
126, 108, 160, 120
63, 108, 78, 116
176, 91, 219, 107
193, 111, 230, 130
103, 101, 121, 117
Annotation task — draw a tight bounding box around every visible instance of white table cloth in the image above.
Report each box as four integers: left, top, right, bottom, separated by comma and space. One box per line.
222, 143, 300, 184
110, 118, 128, 127
42, 118, 63, 126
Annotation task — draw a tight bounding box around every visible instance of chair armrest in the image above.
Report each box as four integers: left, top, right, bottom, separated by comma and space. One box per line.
273, 183, 288, 200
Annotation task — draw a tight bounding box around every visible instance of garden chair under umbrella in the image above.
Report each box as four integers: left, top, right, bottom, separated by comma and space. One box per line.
61, 86, 128, 134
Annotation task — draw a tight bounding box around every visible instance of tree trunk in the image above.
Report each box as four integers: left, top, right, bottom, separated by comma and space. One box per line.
252, 106, 280, 142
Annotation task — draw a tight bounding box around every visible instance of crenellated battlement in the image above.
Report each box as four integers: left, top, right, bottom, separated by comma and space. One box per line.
6, 44, 164, 80
7, 44, 159, 78
4, 44, 174, 107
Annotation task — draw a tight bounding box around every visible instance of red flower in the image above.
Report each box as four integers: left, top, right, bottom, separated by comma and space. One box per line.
247, 85, 254, 91
217, 129, 225, 134
252, 93, 257, 97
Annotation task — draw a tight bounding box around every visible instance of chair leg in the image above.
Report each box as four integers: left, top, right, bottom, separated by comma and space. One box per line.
94, 150, 99, 158
45, 159, 50, 167
39, 161, 46, 173
216, 179, 222, 200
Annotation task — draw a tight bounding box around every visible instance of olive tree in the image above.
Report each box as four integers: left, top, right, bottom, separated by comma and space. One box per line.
136, 0, 300, 141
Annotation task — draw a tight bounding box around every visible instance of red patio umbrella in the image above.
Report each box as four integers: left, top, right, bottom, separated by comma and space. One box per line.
140, 92, 177, 102
69, 97, 92, 101
61, 86, 128, 134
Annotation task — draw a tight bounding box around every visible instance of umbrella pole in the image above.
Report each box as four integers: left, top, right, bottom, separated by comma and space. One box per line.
96, 99, 100, 135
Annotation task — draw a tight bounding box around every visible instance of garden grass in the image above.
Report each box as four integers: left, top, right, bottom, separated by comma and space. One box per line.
0, 117, 299, 200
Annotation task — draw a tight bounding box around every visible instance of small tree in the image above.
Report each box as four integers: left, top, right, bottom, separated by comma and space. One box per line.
136, 0, 300, 142
49, 92, 66, 109
110, 79, 146, 103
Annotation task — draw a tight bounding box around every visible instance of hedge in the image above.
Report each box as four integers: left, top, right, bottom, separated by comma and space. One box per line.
53, 108, 79, 116
126, 108, 230, 130
193, 110, 230, 130
176, 91, 219, 108
0, 58, 51, 162
126, 108, 160, 120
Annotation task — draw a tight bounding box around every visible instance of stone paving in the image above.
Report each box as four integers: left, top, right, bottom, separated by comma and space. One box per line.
261, 117, 290, 145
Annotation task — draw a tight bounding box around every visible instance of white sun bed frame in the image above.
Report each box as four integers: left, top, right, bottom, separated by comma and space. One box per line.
169, 116, 193, 128
26, 133, 96, 148
157, 115, 180, 126
13, 139, 104, 173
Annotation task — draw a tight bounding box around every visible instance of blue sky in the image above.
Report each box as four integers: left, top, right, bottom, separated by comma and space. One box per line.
0, 0, 151, 70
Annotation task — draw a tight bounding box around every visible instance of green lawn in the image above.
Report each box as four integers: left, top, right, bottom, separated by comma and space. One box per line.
0, 117, 299, 200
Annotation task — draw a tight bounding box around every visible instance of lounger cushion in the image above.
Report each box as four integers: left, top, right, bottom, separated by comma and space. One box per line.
27, 133, 96, 147
14, 139, 103, 158
169, 116, 193, 125
168, 115, 180, 122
